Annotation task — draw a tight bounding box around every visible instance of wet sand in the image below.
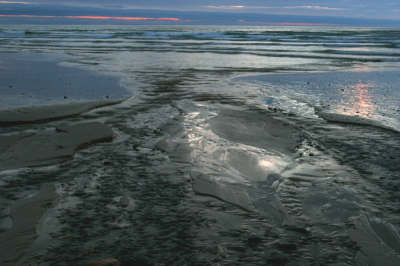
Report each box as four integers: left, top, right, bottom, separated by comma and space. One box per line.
0, 99, 125, 126
0, 100, 123, 265
0, 184, 59, 266
0, 70, 400, 266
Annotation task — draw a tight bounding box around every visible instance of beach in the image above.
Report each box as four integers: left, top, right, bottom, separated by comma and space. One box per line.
0, 26, 400, 265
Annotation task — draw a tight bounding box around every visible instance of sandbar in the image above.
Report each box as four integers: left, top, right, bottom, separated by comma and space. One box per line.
0, 121, 114, 171
209, 109, 301, 156
0, 99, 124, 126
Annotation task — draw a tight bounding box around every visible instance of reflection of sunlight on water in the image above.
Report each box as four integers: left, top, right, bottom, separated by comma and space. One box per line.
182, 103, 294, 183
336, 81, 375, 117
354, 82, 374, 116
260, 159, 273, 168
259, 156, 290, 175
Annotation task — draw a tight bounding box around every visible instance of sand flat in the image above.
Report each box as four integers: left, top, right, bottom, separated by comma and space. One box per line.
190, 170, 255, 211
0, 122, 114, 171
209, 109, 301, 156
0, 99, 124, 126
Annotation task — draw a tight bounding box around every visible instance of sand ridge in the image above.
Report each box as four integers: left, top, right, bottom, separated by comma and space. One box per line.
0, 184, 59, 266
0, 99, 125, 126
0, 122, 115, 171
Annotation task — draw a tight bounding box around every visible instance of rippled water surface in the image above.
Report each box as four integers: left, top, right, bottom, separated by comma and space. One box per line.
0, 26, 400, 265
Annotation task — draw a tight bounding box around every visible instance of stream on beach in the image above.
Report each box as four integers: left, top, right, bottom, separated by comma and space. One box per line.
0, 25, 400, 265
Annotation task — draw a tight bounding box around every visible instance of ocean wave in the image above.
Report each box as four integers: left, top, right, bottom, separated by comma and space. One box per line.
1, 26, 399, 72
322, 43, 387, 48
0, 31, 25, 37
2, 28, 396, 48
320, 49, 400, 57
24, 30, 51, 35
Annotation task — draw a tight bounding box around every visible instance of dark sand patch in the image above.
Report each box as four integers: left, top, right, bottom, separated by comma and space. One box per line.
0, 99, 124, 126
0, 122, 114, 171
0, 184, 59, 266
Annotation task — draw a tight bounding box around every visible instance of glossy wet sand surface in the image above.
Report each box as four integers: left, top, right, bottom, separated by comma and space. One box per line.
1, 85, 399, 265
0, 33, 400, 265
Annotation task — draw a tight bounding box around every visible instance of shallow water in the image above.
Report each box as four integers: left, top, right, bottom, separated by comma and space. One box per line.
0, 53, 127, 109
0, 26, 399, 265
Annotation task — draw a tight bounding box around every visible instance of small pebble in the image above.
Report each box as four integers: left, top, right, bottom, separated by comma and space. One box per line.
120, 194, 130, 207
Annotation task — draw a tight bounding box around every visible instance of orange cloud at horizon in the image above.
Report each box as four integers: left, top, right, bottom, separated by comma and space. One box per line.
0, 14, 55, 17
298, 6, 348, 10
65, 16, 155, 20
65, 16, 180, 21
157, 18, 180, 20
0, 14, 180, 20
0, 1, 29, 3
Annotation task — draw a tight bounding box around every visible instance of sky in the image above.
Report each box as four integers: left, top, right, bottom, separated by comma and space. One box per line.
0, 0, 399, 26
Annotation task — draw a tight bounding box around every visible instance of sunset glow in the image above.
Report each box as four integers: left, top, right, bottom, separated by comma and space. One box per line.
0, 14, 55, 18
0, 0, 398, 26
65, 16, 155, 20
353, 83, 374, 116
298, 6, 348, 10
0, 1, 28, 3
0, 15, 180, 20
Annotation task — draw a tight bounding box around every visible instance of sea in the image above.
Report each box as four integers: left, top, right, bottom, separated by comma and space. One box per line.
0, 25, 400, 265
